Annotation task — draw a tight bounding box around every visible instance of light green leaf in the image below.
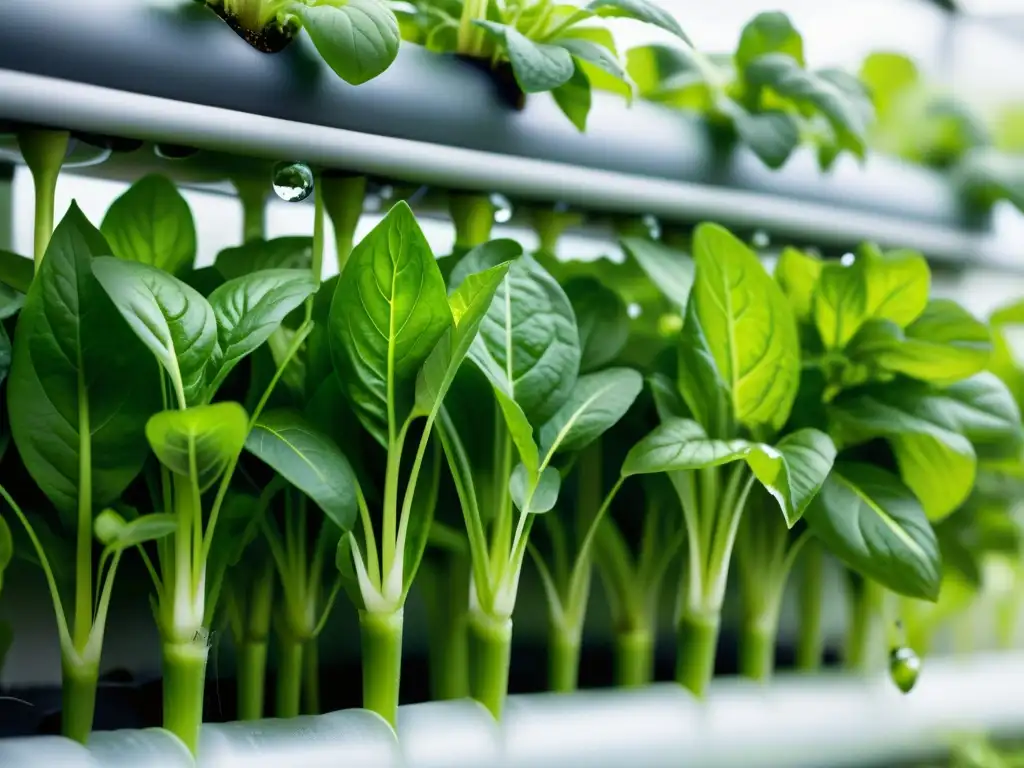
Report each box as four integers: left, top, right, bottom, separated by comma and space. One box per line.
0, 249, 34, 294
100, 174, 196, 275
564, 277, 630, 372
205, 269, 318, 396
416, 258, 513, 416
585, 0, 690, 44
620, 237, 694, 310
146, 402, 249, 492
774, 246, 821, 321
745, 429, 836, 527
538, 368, 643, 458
691, 222, 800, 432
245, 409, 359, 532
94, 509, 178, 550
214, 237, 312, 282
402, 439, 441, 597
871, 299, 991, 385
329, 201, 453, 446
293, 0, 400, 85
803, 462, 941, 600
556, 37, 627, 83
622, 418, 750, 475
736, 11, 804, 72
8, 205, 159, 520
475, 21, 575, 93
92, 257, 217, 407
510, 464, 561, 514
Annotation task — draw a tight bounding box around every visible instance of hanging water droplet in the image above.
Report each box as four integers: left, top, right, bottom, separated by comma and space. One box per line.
154, 143, 198, 160
627, 303, 643, 319
642, 214, 661, 240
889, 646, 921, 694
378, 184, 395, 201
840, 252, 856, 267
491, 193, 513, 223
751, 229, 771, 249
272, 161, 314, 202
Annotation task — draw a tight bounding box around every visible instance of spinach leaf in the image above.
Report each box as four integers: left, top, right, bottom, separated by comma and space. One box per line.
145, 402, 249, 492
293, 0, 401, 86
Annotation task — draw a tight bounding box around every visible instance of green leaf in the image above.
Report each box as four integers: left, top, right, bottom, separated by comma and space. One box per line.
510, 463, 561, 514
0, 249, 34, 294
92, 257, 217, 407
416, 257, 513, 416
475, 21, 575, 93
245, 409, 359, 532
293, 0, 400, 86
622, 418, 750, 475
859, 52, 919, 120
736, 11, 804, 72
0, 514, 11, 592
620, 237, 694, 310
564, 277, 630, 372
716, 99, 800, 169
552, 61, 593, 132
205, 269, 318, 396
538, 368, 643, 458
402, 438, 441, 596
677, 299, 732, 438
94, 509, 178, 550
774, 246, 821, 322
691, 223, 800, 432
584, 0, 690, 45
457, 251, 580, 425
803, 462, 941, 600
556, 37, 627, 83
744, 429, 836, 526
214, 237, 312, 282
329, 201, 453, 446
100, 174, 196, 275
145, 402, 249, 492
8, 205, 159, 519
868, 300, 990, 385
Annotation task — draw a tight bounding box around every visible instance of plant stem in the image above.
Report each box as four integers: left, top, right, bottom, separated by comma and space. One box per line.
17, 129, 68, 268
675, 612, 719, 698
359, 609, 404, 727
449, 192, 495, 252
162, 640, 210, 755
232, 176, 267, 242
61, 658, 98, 745
468, 610, 512, 720
237, 641, 268, 721
845, 576, 884, 673
275, 635, 304, 718
739, 619, 777, 682
796, 542, 825, 672
614, 627, 654, 687
302, 637, 320, 715
548, 624, 581, 693
424, 553, 470, 700
321, 174, 366, 272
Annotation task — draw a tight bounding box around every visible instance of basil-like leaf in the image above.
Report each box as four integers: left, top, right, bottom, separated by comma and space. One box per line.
538, 367, 643, 458
774, 246, 821, 322
585, 0, 690, 45
735, 11, 804, 73
214, 237, 312, 281
294, 0, 401, 86
620, 237, 694, 310
475, 21, 575, 93
146, 402, 249, 493
552, 60, 592, 132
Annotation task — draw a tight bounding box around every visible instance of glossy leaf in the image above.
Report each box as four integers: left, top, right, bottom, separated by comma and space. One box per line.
100, 174, 196, 275
510, 464, 561, 514
745, 428, 836, 526
329, 202, 453, 445
92, 257, 217, 407
622, 418, 750, 475
677, 299, 733, 439
214, 237, 312, 281
564, 277, 630, 371
294, 0, 400, 85
94, 509, 178, 550
205, 269, 318, 396
691, 223, 799, 432
8, 205, 158, 518
245, 409, 359, 532
145, 402, 248, 493
620, 237, 694, 310
538, 368, 643, 458
585, 0, 690, 44
803, 462, 941, 601
552, 61, 592, 132
476, 22, 575, 93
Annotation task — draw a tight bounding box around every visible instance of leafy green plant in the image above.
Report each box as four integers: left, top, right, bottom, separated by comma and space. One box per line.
205, 0, 400, 85
395, 0, 689, 130
625, 11, 873, 170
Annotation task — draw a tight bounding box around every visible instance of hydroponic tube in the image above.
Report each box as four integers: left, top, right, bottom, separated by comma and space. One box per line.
2, 652, 1022, 767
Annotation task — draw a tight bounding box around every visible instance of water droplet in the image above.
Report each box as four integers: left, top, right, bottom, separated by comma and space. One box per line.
840, 252, 856, 267
889, 646, 921, 694
378, 184, 395, 201
272, 161, 314, 202
642, 214, 661, 240
154, 143, 198, 160
627, 303, 642, 319
491, 193, 513, 223
751, 229, 771, 249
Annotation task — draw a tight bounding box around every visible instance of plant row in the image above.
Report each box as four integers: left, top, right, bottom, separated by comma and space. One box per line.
0, 126, 1022, 759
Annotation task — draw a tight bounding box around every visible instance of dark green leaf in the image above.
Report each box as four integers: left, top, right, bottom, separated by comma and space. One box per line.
717, 99, 800, 169
552, 61, 592, 132
100, 174, 196, 275
0, 250, 33, 294
564, 277, 630, 371
476, 21, 575, 93
676, 299, 732, 438
214, 237, 312, 282
294, 0, 400, 85
538, 367, 643, 457
146, 402, 249, 492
